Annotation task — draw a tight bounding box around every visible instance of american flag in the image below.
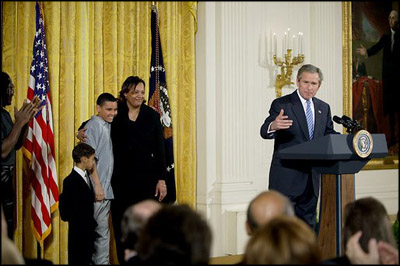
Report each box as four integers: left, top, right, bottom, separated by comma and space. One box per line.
148, 5, 176, 203
23, 2, 58, 245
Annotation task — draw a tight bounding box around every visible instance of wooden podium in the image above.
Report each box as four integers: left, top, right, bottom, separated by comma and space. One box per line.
277, 134, 388, 259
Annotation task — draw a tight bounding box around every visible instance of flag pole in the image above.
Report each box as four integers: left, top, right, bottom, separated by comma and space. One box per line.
37, 1, 44, 260
37, 243, 41, 259
149, 1, 177, 203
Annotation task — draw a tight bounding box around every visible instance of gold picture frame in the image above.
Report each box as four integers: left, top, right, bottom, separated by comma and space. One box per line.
342, 2, 398, 170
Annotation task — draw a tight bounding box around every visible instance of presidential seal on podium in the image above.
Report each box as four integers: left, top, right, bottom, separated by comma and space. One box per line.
353, 129, 373, 158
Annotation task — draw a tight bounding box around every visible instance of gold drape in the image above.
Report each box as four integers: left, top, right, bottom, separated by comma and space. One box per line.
2, 1, 197, 264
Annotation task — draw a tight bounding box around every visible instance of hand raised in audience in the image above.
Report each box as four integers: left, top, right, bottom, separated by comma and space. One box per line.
345, 231, 379, 264
378, 240, 399, 264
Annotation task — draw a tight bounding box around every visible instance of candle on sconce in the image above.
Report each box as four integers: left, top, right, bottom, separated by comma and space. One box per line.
293, 35, 296, 55
298, 32, 303, 54
267, 30, 270, 57
298, 32, 301, 55
267, 31, 274, 54
284, 32, 287, 53
273, 32, 277, 55
287, 28, 291, 49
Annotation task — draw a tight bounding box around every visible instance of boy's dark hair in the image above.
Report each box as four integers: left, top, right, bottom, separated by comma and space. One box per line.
72, 143, 95, 163
96, 92, 117, 106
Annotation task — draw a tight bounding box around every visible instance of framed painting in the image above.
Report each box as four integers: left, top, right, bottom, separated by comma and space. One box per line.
342, 2, 398, 170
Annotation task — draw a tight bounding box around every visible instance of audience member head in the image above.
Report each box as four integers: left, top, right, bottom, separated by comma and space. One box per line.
72, 143, 96, 170
0, 71, 14, 107
244, 216, 321, 264
343, 197, 395, 254
119, 76, 146, 107
120, 200, 161, 253
246, 190, 294, 235
137, 204, 212, 265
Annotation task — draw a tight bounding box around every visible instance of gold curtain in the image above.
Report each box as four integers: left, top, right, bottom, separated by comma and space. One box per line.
2, 1, 197, 264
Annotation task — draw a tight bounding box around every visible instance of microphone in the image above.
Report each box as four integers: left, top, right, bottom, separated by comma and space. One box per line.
333, 115, 363, 133
343, 115, 363, 130
342, 115, 356, 127
333, 115, 345, 126
333, 115, 352, 128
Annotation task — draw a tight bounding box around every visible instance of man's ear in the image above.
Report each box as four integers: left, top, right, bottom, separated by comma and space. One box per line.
96, 104, 101, 113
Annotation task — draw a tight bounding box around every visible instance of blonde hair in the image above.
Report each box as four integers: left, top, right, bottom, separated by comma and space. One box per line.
244, 216, 321, 264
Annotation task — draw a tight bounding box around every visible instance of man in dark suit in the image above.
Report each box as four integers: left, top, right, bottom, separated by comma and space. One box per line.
59, 143, 97, 265
356, 10, 399, 148
260, 64, 338, 229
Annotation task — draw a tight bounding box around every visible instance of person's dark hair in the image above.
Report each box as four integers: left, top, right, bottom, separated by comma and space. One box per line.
297, 64, 324, 85
72, 143, 95, 163
137, 204, 212, 265
0, 71, 11, 107
96, 92, 117, 106
343, 197, 395, 253
119, 76, 146, 103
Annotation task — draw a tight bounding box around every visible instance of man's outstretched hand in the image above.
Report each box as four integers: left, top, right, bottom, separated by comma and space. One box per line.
271, 109, 293, 131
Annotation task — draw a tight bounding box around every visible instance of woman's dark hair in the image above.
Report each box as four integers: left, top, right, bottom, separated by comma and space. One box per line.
119, 76, 146, 103
343, 197, 395, 253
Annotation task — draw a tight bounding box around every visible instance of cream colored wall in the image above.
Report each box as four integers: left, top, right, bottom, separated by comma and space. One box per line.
195, 1, 398, 257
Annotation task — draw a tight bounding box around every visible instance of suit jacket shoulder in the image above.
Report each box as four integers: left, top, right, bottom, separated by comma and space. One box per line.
59, 170, 94, 222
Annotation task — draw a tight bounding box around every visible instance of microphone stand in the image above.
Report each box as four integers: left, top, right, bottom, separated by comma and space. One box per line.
346, 120, 363, 134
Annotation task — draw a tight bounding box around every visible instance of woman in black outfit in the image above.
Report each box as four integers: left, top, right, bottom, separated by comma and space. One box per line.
111, 76, 167, 264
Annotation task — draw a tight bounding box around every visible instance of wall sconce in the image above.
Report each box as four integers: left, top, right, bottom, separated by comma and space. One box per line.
272, 30, 304, 98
